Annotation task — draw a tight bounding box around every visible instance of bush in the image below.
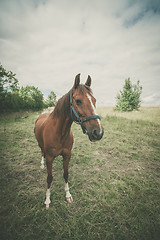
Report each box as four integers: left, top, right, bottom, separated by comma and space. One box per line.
5, 92, 23, 111
115, 78, 142, 112
0, 63, 57, 112
0, 63, 20, 111
19, 86, 44, 110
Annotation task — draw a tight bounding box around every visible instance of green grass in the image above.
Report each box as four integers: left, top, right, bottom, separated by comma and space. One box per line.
0, 108, 160, 240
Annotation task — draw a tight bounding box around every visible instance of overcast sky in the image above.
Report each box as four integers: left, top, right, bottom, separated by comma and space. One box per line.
0, 0, 160, 106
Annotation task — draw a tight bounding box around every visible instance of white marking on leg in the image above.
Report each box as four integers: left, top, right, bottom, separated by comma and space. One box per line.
45, 188, 51, 208
40, 156, 45, 169
65, 182, 73, 203
87, 94, 103, 134
65, 182, 71, 198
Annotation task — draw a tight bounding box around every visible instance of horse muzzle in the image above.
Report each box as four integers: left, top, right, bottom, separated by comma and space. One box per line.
84, 125, 104, 142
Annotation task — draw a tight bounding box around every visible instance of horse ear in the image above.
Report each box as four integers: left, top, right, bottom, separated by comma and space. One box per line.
85, 75, 92, 87
74, 73, 80, 89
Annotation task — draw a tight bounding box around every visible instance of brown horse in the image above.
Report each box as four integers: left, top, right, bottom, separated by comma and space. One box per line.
34, 74, 104, 209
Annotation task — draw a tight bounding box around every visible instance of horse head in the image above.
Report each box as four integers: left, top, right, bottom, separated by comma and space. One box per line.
71, 73, 104, 142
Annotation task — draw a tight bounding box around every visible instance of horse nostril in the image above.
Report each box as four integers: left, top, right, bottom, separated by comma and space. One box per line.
91, 127, 104, 141
92, 129, 99, 139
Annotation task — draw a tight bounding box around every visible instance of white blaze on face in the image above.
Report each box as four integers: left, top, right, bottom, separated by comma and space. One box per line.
87, 94, 103, 134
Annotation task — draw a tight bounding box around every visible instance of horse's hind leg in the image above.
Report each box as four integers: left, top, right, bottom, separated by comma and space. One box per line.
40, 151, 45, 169
63, 153, 73, 203
45, 155, 53, 209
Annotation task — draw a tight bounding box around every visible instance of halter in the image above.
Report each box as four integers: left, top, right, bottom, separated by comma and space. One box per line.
70, 91, 101, 134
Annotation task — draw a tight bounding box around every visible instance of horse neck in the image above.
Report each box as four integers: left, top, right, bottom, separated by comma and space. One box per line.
50, 90, 73, 136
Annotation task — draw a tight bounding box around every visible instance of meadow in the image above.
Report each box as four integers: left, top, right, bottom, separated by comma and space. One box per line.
0, 107, 160, 240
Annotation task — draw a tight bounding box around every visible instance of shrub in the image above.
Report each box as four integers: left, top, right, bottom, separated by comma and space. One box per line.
19, 86, 44, 110
0, 63, 57, 112
115, 78, 142, 112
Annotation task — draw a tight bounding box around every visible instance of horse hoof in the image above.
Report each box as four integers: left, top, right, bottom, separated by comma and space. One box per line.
66, 196, 73, 203
46, 204, 50, 209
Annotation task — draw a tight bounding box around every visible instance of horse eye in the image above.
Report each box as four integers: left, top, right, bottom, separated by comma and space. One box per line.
76, 99, 82, 106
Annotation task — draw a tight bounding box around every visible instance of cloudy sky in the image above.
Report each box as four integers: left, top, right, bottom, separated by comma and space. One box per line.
0, 0, 160, 106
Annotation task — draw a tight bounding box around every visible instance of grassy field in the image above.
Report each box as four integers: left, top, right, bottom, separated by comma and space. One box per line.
0, 107, 160, 240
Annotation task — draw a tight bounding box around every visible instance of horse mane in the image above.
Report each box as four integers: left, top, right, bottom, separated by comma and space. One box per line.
51, 84, 92, 119
51, 90, 71, 119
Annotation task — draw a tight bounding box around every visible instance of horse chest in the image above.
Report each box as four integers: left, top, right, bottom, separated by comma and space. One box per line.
44, 130, 73, 157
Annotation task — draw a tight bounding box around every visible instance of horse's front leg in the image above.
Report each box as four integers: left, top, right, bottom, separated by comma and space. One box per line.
63, 153, 73, 203
45, 155, 53, 209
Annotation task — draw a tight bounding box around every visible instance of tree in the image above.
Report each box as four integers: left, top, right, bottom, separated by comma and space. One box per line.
115, 78, 142, 112
19, 86, 44, 110
0, 63, 20, 111
0, 64, 19, 93
0, 63, 56, 111
45, 91, 57, 107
